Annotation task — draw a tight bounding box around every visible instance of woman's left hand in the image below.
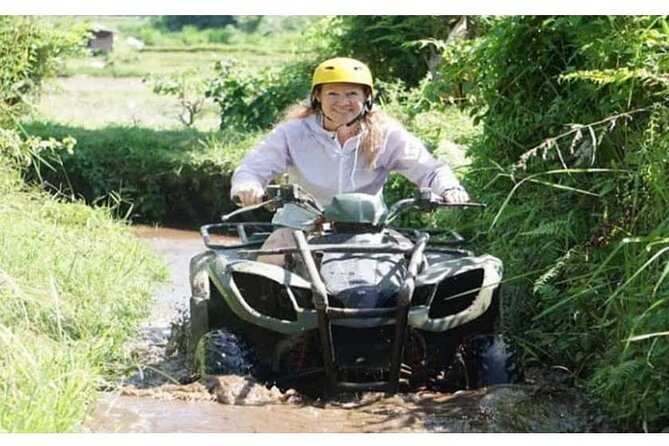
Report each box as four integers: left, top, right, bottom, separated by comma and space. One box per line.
441, 188, 470, 204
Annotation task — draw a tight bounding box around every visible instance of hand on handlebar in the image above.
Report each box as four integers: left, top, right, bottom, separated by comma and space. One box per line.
233, 185, 264, 207
441, 187, 470, 204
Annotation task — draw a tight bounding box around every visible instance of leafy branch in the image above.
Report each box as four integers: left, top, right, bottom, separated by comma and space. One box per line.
515, 105, 657, 170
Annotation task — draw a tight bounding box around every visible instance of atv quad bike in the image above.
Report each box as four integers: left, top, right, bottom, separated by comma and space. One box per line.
189, 184, 520, 394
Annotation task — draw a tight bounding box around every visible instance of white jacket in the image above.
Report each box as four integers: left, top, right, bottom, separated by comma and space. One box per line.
231, 113, 462, 207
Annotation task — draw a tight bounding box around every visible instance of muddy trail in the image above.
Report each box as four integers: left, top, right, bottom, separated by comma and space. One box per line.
86, 226, 611, 433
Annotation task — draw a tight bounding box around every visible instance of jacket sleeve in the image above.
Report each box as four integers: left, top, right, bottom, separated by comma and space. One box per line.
230, 125, 291, 198
385, 127, 463, 195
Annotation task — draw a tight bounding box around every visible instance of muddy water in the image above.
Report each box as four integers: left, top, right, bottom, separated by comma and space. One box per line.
86, 226, 609, 433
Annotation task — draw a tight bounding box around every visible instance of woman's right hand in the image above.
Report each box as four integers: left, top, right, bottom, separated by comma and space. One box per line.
233, 185, 264, 207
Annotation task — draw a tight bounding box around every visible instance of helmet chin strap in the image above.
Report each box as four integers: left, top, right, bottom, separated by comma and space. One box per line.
344, 109, 366, 127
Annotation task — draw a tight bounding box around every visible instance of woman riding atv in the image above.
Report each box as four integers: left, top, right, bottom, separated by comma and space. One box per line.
192, 59, 522, 391
230, 57, 470, 263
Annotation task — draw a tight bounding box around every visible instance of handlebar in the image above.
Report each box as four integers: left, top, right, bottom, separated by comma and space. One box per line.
224, 184, 323, 222
225, 185, 484, 224
384, 188, 485, 224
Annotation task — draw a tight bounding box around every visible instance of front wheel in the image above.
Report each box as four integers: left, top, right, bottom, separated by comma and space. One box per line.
462, 334, 522, 388
194, 328, 254, 376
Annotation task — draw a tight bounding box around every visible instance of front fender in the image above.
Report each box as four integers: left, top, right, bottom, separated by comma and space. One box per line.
190, 250, 215, 298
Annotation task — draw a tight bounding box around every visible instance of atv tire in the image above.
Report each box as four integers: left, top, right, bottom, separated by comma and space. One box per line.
195, 329, 253, 376
463, 334, 522, 388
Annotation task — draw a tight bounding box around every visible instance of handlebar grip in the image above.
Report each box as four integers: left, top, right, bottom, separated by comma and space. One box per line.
428, 197, 486, 208
443, 202, 486, 208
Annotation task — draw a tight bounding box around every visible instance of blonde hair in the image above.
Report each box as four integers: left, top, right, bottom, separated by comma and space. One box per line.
279, 101, 397, 169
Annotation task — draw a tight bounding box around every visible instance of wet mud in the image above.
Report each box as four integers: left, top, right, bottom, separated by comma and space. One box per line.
86, 225, 611, 433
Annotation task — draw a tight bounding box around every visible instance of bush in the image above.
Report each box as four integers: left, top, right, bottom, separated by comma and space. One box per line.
0, 16, 87, 125
452, 16, 669, 431
25, 123, 263, 226
206, 57, 313, 131
150, 69, 209, 127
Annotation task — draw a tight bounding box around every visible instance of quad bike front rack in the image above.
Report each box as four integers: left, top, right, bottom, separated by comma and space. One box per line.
292, 230, 428, 395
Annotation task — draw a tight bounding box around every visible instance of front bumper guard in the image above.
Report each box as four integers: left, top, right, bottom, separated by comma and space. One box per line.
205, 243, 502, 335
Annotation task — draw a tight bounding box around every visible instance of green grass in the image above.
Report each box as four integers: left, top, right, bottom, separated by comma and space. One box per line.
61, 48, 296, 78
0, 172, 167, 432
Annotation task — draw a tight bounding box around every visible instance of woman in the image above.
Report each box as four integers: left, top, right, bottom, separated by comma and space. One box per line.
231, 57, 469, 258
232, 56, 468, 207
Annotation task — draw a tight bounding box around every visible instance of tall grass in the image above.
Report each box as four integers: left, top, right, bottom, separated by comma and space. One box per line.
453, 104, 669, 430
0, 177, 167, 431
416, 16, 669, 430
1, 15, 169, 432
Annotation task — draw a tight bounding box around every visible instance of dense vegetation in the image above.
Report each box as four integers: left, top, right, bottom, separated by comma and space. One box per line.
15, 15, 669, 432
447, 16, 669, 431
0, 17, 166, 432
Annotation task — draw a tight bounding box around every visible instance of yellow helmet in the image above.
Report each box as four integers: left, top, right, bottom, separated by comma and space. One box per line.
311, 57, 374, 93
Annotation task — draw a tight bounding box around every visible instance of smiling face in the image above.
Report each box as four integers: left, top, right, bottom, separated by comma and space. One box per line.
316, 82, 369, 130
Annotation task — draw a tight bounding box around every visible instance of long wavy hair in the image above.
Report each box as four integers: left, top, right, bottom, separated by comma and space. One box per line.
278, 86, 399, 169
